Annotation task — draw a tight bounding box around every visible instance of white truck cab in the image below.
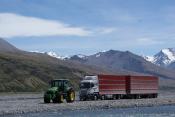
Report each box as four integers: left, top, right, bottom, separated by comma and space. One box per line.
79, 76, 99, 100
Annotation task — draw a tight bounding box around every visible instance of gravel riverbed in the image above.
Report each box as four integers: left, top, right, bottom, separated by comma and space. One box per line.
0, 91, 175, 116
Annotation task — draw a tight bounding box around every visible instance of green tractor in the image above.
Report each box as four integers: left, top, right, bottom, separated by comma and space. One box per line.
44, 79, 75, 103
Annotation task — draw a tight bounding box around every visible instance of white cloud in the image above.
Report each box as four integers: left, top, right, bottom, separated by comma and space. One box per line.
136, 38, 163, 45
98, 28, 117, 34
93, 27, 117, 35
0, 13, 92, 38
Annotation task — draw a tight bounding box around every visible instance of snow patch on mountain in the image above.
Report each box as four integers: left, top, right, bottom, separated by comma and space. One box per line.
46, 51, 67, 60
76, 54, 86, 58
161, 49, 175, 63
143, 56, 154, 62
95, 53, 101, 57
143, 48, 175, 66
31, 51, 67, 60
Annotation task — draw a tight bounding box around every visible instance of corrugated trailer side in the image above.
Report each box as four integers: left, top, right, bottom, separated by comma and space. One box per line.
98, 75, 128, 95
129, 76, 158, 94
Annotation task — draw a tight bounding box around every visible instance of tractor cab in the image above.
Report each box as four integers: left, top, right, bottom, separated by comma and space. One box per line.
50, 79, 73, 92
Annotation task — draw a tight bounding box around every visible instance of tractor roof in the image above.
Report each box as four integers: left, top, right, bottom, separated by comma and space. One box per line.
52, 79, 69, 81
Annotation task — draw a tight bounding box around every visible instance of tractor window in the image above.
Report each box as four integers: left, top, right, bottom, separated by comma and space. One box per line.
64, 81, 72, 87
64, 81, 68, 87
51, 80, 62, 87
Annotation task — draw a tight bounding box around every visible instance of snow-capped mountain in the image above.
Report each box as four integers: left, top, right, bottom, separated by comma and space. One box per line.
46, 51, 67, 60
144, 48, 175, 66
75, 54, 87, 58
31, 51, 67, 60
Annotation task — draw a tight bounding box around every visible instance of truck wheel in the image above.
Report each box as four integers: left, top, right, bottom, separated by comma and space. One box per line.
80, 97, 85, 101
80, 97, 86, 101
91, 95, 98, 100
66, 90, 75, 103
94, 95, 98, 100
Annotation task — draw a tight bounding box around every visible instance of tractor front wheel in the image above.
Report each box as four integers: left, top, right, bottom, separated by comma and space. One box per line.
66, 90, 75, 103
53, 93, 64, 103
58, 94, 64, 103
44, 94, 51, 103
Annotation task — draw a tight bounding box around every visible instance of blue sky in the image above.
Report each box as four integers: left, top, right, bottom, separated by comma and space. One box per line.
0, 0, 175, 56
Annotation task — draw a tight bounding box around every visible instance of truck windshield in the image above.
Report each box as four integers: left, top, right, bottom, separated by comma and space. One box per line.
80, 82, 91, 89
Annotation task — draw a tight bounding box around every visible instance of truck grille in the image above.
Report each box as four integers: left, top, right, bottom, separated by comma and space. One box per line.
80, 89, 87, 95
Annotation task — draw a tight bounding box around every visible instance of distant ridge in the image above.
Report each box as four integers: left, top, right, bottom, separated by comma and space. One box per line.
0, 38, 20, 53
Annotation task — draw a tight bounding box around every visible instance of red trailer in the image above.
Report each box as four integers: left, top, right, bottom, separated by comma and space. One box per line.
98, 75, 127, 95
98, 75, 158, 99
129, 76, 158, 98
79, 75, 158, 100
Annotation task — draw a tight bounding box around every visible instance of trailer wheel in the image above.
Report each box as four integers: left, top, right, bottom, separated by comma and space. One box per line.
153, 94, 158, 98
136, 95, 141, 99
101, 95, 106, 100
117, 94, 121, 99
112, 95, 117, 100
155, 94, 158, 98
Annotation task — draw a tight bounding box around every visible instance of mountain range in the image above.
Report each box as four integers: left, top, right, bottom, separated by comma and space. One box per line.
44, 48, 175, 69
0, 38, 175, 91
68, 50, 175, 78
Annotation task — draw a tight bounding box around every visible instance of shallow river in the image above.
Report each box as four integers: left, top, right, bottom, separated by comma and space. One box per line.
4, 105, 175, 117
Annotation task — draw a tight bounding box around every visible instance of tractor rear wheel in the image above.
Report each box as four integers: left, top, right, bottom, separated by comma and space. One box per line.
66, 90, 75, 103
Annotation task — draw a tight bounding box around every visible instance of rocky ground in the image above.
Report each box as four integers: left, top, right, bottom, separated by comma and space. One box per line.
0, 90, 175, 116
